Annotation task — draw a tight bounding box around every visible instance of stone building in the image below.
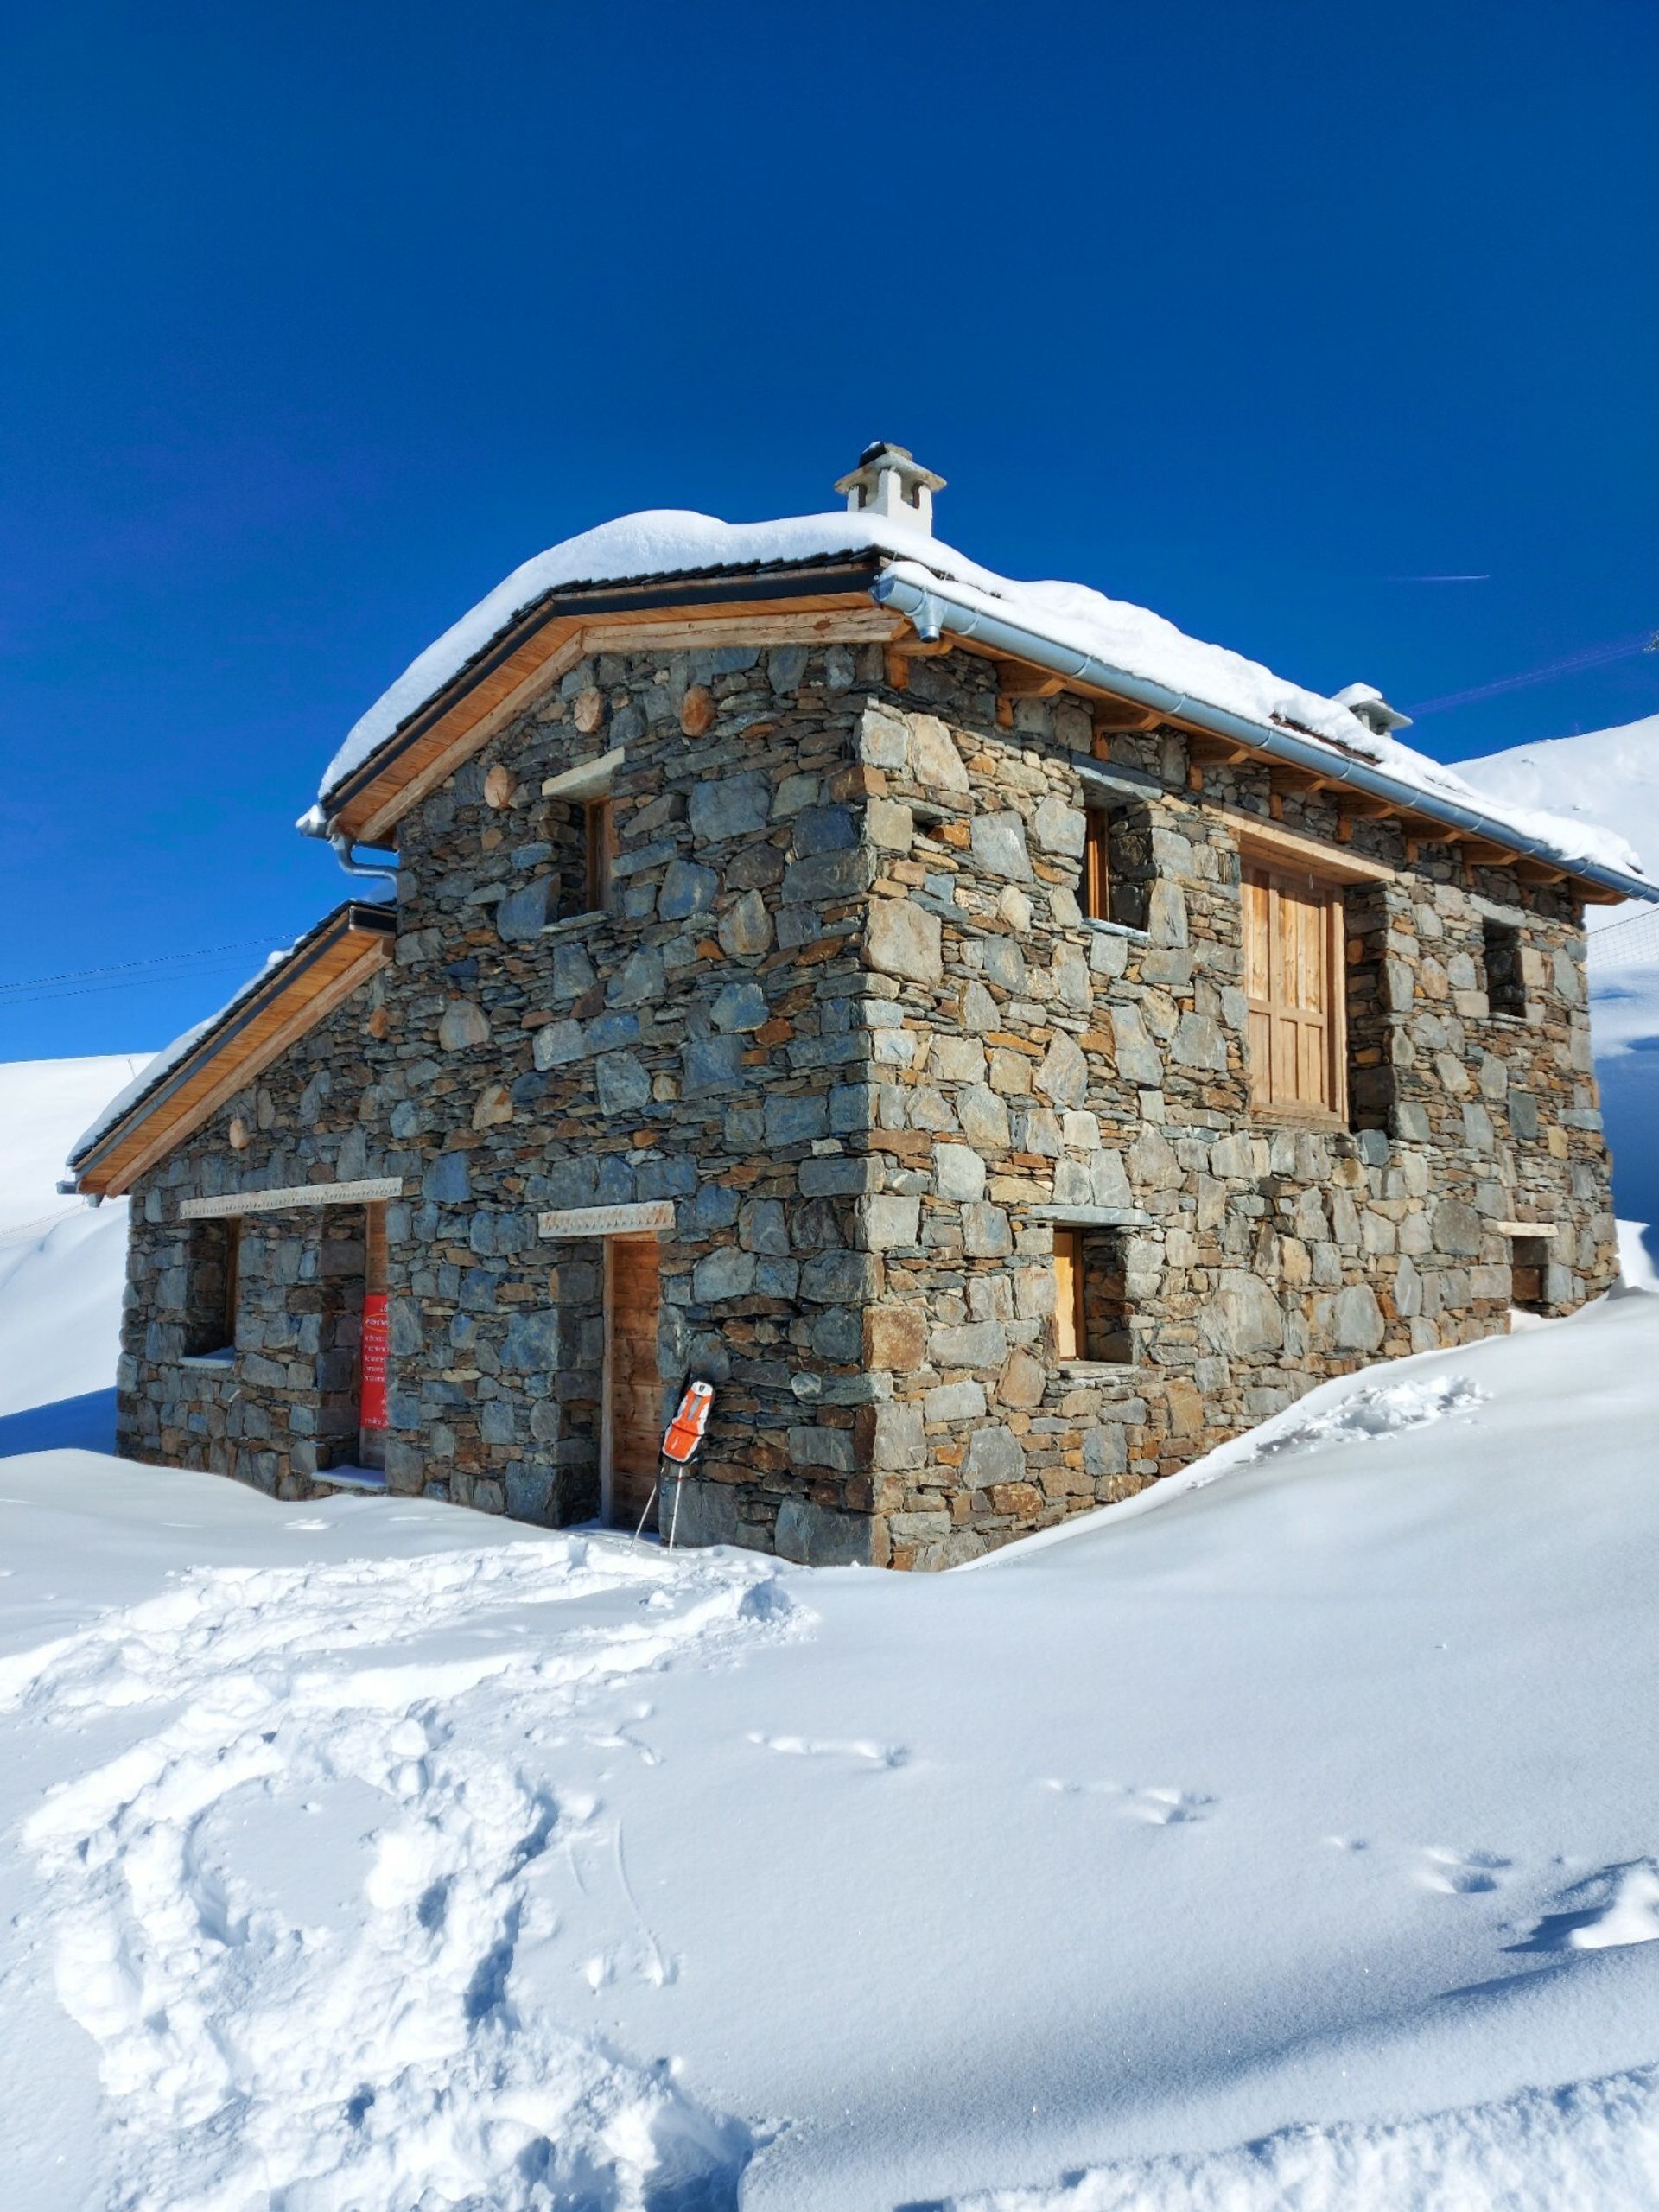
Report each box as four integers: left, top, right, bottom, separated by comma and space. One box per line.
67, 447, 1653, 1566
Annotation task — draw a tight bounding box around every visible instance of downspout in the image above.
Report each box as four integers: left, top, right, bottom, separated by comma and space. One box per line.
297, 806, 400, 893
328, 831, 399, 892
873, 570, 1657, 906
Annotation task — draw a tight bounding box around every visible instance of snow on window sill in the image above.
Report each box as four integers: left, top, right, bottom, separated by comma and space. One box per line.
1080, 917, 1149, 943
181, 1351, 236, 1370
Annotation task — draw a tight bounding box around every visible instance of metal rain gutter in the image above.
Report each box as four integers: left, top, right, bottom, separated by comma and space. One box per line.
873, 570, 1656, 906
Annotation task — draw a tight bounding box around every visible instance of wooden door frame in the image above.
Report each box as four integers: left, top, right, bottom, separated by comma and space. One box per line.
600, 1236, 619, 1526
600, 1231, 664, 1529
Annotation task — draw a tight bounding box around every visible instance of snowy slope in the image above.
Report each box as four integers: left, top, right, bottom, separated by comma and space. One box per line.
0, 1057, 148, 1431
1459, 711, 1659, 931
2, 1290, 1659, 2209
1459, 715, 1659, 1255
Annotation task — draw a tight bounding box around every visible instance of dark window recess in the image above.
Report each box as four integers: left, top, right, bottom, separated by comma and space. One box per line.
1484, 919, 1526, 1017
1052, 1227, 1134, 1363
548, 791, 615, 921
1080, 802, 1153, 931
183, 1218, 240, 1358
584, 797, 614, 913
1510, 1236, 1552, 1314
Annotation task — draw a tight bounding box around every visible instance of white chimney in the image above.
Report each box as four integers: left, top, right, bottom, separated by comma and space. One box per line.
1333, 682, 1413, 737
834, 442, 945, 533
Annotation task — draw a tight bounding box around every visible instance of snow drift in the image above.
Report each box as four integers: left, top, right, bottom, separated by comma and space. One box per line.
3, 1291, 1659, 2208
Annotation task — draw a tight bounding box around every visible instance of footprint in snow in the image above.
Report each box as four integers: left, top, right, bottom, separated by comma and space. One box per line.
1040, 1778, 1214, 1823
747, 1731, 907, 1768
1510, 1859, 1659, 1952
1418, 1846, 1511, 1894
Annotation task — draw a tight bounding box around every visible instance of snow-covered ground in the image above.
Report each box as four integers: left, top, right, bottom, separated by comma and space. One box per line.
2, 1289, 1659, 2208
0, 1057, 147, 1446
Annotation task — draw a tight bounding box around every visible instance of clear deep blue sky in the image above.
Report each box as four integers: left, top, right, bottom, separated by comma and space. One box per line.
3, 1, 1656, 1059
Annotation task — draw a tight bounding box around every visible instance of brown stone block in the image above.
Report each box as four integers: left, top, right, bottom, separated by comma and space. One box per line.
988, 1482, 1043, 1516
828, 764, 888, 800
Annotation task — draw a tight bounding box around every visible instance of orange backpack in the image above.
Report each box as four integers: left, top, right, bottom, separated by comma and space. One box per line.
662, 1379, 715, 1464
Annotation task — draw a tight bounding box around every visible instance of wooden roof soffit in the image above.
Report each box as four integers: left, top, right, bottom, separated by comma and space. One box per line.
332, 586, 907, 846
75, 909, 396, 1200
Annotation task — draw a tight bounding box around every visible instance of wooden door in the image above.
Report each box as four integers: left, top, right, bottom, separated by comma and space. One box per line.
1243, 864, 1342, 1116
607, 1236, 663, 1528
358, 1203, 388, 1470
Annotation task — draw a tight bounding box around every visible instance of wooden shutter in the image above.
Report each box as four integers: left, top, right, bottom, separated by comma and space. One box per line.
1052, 1230, 1083, 1361
1082, 810, 1109, 921
1243, 862, 1344, 1116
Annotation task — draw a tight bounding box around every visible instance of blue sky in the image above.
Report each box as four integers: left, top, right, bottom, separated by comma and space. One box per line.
3, 0, 1656, 1059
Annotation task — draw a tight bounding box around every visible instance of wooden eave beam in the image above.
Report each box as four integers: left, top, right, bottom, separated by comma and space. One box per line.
991, 656, 1066, 700
77, 926, 392, 1198
1090, 699, 1164, 734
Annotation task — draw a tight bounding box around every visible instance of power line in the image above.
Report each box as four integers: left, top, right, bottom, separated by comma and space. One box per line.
0, 938, 274, 1000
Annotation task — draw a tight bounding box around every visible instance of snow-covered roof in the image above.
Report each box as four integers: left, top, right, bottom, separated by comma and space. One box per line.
67, 903, 394, 1185
312, 504, 1650, 893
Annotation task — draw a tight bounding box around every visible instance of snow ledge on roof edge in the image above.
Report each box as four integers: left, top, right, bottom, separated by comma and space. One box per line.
311, 506, 1648, 887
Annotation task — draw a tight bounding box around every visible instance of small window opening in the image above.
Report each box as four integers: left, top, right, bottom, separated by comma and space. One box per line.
1052, 1227, 1134, 1364
583, 797, 614, 914
1484, 919, 1526, 1017
184, 1218, 240, 1360
1510, 1235, 1551, 1315
1080, 803, 1152, 931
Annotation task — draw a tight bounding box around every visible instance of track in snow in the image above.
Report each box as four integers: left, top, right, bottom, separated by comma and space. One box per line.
0, 1534, 798, 2212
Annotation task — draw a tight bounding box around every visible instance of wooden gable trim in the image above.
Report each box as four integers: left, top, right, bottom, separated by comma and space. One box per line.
325, 562, 903, 845
75, 908, 395, 1199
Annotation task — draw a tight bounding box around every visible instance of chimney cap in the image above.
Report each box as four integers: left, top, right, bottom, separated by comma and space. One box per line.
1333, 681, 1413, 736
834, 441, 945, 530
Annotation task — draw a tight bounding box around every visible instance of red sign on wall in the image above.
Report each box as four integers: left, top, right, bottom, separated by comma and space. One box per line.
360, 1293, 389, 1431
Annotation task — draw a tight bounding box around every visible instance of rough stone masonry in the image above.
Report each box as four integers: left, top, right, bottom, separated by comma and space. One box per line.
116, 630, 1616, 1566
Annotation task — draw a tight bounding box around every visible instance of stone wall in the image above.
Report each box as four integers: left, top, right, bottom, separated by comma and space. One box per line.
118, 637, 1618, 1566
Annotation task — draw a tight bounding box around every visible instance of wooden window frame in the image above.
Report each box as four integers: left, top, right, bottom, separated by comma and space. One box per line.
1239, 850, 1350, 1128
1053, 1227, 1085, 1363
1052, 1224, 1135, 1367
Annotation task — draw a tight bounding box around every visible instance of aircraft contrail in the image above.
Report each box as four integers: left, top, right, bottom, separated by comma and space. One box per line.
1408, 629, 1659, 716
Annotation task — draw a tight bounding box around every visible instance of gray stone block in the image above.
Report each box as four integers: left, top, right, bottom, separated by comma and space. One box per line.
690, 773, 771, 844
658, 859, 718, 919
774, 1497, 880, 1567
681, 1037, 746, 1096
595, 1052, 651, 1116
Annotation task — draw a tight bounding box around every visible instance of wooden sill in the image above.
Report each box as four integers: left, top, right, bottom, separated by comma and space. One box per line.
1249, 1105, 1350, 1133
